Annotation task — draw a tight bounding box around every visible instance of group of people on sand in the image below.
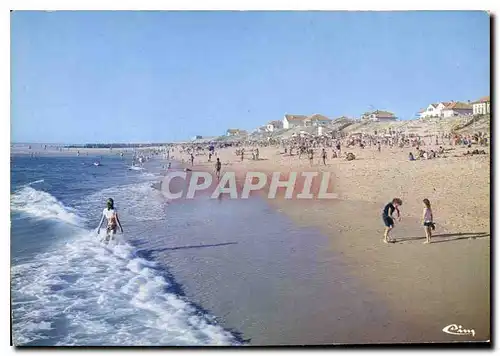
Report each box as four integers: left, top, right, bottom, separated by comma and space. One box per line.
408, 145, 447, 161
463, 149, 487, 156
234, 147, 260, 161
382, 198, 435, 244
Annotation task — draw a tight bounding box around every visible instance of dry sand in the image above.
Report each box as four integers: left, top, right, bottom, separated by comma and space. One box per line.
170, 143, 490, 342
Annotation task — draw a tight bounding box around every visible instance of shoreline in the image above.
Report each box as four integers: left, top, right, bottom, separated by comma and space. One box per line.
141, 188, 445, 344
12, 146, 489, 343
161, 143, 490, 342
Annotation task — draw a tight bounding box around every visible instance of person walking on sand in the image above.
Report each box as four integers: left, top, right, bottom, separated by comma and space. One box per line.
422, 198, 434, 244
215, 158, 222, 180
190, 153, 194, 166
382, 198, 402, 243
321, 148, 327, 165
309, 148, 314, 166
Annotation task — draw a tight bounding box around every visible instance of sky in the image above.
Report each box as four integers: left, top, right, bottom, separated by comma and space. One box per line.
11, 11, 490, 144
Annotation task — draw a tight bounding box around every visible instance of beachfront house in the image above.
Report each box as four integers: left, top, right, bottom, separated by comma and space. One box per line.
191, 135, 203, 141
472, 96, 490, 115
361, 110, 397, 122
418, 102, 452, 119
304, 114, 331, 127
226, 129, 242, 136
266, 120, 283, 132
441, 101, 473, 118
282, 114, 308, 129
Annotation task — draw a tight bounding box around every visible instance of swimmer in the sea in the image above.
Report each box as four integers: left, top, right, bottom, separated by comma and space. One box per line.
97, 198, 124, 243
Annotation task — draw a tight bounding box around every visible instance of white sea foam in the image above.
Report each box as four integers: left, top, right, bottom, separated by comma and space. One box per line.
128, 166, 144, 171
12, 233, 239, 346
11, 186, 83, 226
141, 172, 157, 180
25, 179, 45, 187
85, 182, 169, 224
11, 184, 239, 346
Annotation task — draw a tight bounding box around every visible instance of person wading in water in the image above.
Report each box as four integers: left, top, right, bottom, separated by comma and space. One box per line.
97, 198, 124, 243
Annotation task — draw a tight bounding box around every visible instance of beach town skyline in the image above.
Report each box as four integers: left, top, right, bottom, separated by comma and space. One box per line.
11, 11, 489, 144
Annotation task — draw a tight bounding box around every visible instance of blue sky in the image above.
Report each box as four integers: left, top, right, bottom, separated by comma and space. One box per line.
11, 11, 490, 143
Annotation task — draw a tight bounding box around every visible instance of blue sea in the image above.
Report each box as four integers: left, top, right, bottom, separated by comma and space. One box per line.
10, 152, 241, 346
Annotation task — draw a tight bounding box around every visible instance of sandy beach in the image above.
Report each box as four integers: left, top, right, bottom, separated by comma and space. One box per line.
11, 141, 490, 343
163, 142, 490, 343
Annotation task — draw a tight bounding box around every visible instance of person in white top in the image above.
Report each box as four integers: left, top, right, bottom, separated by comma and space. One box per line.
97, 198, 124, 243
422, 198, 434, 244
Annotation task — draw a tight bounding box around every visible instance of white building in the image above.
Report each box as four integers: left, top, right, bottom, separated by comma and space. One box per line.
361, 110, 397, 122
304, 114, 331, 127
282, 114, 332, 129
226, 129, 248, 137
317, 126, 327, 136
472, 96, 490, 115
254, 126, 267, 134
266, 120, 283, 132
418, 102, 451, 119
226, 129, 239, 136
441, 102, 473, 118
282, 114, 308, 129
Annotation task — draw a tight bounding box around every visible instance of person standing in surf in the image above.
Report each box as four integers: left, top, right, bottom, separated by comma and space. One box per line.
97, 198, 124, 243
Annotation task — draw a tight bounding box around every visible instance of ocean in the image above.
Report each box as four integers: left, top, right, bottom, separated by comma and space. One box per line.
11, 150, 405, 346
10, 152, 241, 346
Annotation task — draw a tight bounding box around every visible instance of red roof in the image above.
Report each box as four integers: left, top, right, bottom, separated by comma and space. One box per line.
472, 96, 490, 104
444, 102, 472, 110
284, 114, 308, 121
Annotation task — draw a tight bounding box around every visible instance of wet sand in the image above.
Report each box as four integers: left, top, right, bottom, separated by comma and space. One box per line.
162, 143, 490, 343
134, 194, 451, 345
